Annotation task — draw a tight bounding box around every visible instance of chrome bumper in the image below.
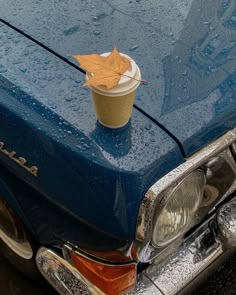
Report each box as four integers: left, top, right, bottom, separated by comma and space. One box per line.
132, 221, 222, 295
36, 197, 236, 295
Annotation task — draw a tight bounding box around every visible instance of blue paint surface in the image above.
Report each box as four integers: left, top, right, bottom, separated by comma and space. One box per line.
0, 24, 183, 241
0, 165, 128, 250
0, 0, 235, 155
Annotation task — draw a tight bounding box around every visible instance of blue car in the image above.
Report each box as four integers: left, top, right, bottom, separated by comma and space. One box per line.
0, 1, 236, 294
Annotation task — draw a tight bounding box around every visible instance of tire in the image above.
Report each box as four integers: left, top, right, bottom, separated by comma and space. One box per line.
0, 195, 43, 283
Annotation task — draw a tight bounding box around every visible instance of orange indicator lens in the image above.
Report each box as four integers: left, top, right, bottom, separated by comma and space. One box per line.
71, 251, 136, 295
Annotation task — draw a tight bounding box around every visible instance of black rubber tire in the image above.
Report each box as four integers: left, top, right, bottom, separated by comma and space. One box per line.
0, 198, 45, 284
0, 171, 46, 284
0, 234, 44, 283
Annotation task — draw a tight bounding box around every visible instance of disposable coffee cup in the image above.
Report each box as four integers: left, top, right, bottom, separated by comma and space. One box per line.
89, 53, 141, 129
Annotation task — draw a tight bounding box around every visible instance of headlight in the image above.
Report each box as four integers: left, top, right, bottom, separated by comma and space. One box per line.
152, 170, 205, 247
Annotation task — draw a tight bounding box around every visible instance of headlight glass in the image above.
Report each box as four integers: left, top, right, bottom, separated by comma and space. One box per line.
152, 170, 205, 247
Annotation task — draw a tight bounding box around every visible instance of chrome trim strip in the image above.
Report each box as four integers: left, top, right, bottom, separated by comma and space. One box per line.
152, 128, 236, 196
63, 242, 135, 266
136, 128, 236, 243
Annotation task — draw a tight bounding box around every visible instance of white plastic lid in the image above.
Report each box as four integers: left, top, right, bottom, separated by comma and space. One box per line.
89, 52, 141, 97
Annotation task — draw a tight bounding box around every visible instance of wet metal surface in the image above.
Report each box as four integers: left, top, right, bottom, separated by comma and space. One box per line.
0, 0, 236, 155
0, 22, 183, 243
0, 251, 236, 295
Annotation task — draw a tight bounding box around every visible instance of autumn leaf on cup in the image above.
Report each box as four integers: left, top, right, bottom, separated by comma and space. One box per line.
73, 48, 132, 90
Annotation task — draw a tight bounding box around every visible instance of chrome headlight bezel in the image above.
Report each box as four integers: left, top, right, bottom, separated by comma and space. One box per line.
135, 128, 236, 262
151, 170, 206, 247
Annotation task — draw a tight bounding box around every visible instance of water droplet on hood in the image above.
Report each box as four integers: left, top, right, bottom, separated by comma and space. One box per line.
0, 65, 7, 73
129, 45, 139, 51
93, 30, 101, 36
145, 122, 152, 130
63, 25, 80, 36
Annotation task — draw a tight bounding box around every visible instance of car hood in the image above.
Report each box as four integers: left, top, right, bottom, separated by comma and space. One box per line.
0, 0, 236, 156
0, 22, 183, 241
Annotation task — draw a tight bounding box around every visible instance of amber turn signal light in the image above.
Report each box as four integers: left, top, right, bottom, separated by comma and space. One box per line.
70, 250, 136, 295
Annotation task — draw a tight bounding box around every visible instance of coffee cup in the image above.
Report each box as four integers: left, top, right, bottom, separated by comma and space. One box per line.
89, 53, 141, 129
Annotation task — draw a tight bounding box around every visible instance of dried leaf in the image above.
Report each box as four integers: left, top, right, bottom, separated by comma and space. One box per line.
73, 48, 131, 89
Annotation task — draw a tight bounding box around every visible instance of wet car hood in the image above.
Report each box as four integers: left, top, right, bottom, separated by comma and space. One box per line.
0, 23, 183, 241
0, 0, 236, 156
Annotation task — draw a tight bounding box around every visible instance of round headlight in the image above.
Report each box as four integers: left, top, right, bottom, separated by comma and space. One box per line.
152, 170, 205, 247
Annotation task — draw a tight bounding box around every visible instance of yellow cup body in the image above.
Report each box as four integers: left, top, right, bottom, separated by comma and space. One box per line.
91, 90, 136, 128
